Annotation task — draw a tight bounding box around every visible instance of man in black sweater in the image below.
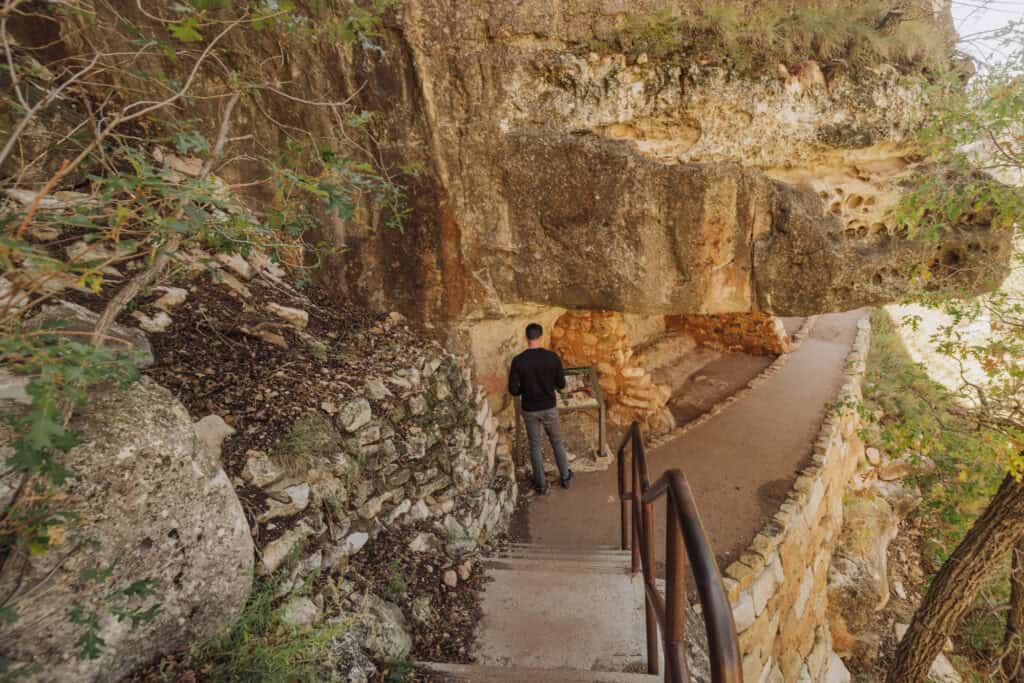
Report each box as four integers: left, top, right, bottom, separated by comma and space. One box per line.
508, 322, 573, 494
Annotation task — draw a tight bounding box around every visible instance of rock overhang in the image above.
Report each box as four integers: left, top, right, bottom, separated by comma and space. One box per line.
485, 130, 1011, 317
329, 1, 1012, 324
53, 0, 1007, 324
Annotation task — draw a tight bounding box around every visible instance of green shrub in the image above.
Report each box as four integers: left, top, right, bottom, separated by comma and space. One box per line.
272, 414, 343, 474
194, 575, 349, 683
864, 308, 1012, 664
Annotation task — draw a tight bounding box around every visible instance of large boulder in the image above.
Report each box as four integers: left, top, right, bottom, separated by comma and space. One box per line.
497, 132, 1009, 317
0, 377, 253, 681
27, 300, 154, 368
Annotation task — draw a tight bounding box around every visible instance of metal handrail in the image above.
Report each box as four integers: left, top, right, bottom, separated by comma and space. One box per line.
616, 421, 743, 683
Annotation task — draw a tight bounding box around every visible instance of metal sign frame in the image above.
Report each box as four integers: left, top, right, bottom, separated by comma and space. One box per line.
513, 365, 607, 468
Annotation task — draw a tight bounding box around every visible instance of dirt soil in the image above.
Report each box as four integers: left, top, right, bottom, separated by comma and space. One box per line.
351, 524, 493, 665
70, 269, 430, 538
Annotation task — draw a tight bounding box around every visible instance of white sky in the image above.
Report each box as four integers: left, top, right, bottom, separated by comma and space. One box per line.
951, 0, 1024, 64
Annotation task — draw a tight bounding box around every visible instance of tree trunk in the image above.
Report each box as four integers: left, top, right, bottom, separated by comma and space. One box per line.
887, 473, 1024, 683
1006, 536, 1024, 682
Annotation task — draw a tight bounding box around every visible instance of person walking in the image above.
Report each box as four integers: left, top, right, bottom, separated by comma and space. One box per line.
508, 322, 574, 494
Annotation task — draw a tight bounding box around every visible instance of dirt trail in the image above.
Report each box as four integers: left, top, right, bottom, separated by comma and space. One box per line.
517, 310, 865, 569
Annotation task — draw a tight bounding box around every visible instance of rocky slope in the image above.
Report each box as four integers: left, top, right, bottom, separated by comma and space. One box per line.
0, 247, 516, 680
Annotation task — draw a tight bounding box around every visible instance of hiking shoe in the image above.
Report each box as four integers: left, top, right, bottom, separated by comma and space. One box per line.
560, 470, 574, 489
535, 482, 550, 496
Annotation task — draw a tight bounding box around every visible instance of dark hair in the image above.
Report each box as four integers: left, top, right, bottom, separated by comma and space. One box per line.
525, 323, 543, 340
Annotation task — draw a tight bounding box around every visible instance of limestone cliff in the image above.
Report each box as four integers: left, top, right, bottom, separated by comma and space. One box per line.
38, 1, 1009, 331
327, 0, 1009, 324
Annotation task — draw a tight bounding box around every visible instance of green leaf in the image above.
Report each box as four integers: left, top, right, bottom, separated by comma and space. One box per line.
164, 219, 192, 234
81, 564, 115, 585
188, 0, 230, 9
118, 578, 157, 599
75, 626, 104, 660
172, 130, 209, 155
169, 17, 204, 43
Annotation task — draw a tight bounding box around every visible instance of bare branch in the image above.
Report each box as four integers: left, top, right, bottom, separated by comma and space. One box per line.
0, 51, 100, 169
92, 92, 242, 348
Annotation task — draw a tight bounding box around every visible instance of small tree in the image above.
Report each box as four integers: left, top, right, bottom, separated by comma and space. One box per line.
886, 21, 1024, 683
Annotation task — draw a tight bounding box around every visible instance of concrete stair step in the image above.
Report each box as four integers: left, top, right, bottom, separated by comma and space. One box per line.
507, 543, 627, 556
509, 543, 624, 552
499, 548, 631, 564
416, 661, 659, 682
482, 556, 630, 575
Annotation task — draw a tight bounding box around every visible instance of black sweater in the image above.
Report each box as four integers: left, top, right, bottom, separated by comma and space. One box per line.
508, 348, 566, 412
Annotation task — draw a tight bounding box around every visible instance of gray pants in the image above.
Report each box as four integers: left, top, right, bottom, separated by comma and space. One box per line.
522, 407, 570, 488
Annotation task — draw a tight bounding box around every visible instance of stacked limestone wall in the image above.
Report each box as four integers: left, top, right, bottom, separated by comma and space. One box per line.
550, 310, 675, 431
667, 312, 792, 356
722, 317, 870, 682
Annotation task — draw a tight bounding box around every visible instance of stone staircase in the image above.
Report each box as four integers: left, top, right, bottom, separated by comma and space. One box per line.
419, 542, 709, 682
418, 662, 660, 681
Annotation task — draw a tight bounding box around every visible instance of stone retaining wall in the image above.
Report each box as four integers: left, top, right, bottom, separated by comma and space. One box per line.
551, 310, 675, 431
241, 342, 517, 577
722, 316, 871, 683
666, 312, 792, 356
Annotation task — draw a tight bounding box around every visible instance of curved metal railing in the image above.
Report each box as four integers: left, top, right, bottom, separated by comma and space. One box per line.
616, 421, 743, 682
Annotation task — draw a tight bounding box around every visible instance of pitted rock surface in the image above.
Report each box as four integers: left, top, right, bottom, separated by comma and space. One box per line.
0, 378, 253, 682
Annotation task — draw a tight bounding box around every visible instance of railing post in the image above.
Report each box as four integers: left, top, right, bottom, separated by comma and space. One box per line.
618, 430, 630, 553
642, 495, 658, 676
665, 491, 688, 683
630, 437, 641, 575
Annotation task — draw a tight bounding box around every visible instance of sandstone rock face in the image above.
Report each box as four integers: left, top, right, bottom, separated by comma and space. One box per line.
0, 378, 253, 682
324, 0, 1008, 324
62, 2, 1004, 326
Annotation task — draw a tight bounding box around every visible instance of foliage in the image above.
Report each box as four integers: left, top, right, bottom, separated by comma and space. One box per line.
890, 26, 1024, 459
588, 2, 950, 73
272, 413, 342, 474
383, 557, 409, 600
864, 308, 1016, 673
69, 564, 162, 661
192, 573, 348, 682
382, 657, 416, 682
882, 21, 1024, 680
0, 0, 405, 672
248, 0, 401, 47
864, 309, 1006, 565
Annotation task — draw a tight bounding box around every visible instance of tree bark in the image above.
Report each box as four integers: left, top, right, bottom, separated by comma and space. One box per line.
887, 473, 1024, 683
1006, 536, 1024, 682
